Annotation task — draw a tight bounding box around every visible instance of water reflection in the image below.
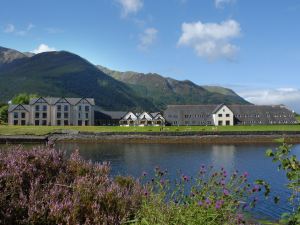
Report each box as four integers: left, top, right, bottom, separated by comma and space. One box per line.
211, 145, 236, 171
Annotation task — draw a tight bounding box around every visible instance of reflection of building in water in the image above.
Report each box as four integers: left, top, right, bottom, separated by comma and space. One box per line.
211, 145, 236, 171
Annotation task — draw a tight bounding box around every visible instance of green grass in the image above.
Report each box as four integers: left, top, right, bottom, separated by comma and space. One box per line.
0, 124, 300, 136
296, 116, 300, 122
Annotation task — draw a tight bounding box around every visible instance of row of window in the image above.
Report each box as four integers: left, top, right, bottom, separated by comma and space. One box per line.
33, 112, 90, 119
34, 105, 90, 112
218, 121, 231, 126
184, 114, 210, 118
218, 114, 230, 118
13, 120, 26, 125
236, 114, 293, 118
14, 112, 26, 119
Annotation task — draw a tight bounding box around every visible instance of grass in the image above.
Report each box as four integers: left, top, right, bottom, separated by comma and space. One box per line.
296, 116, 300, 122
0, 124, 300, 136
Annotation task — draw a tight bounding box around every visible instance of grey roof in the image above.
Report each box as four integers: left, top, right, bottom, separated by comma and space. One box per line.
29, 97, 95, 105
99, 111, 127, 120
8, 104, 30, 112
165, 105, 220, 114
212, 104, 225, 114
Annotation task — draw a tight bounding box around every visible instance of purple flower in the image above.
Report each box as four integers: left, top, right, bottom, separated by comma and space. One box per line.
182, 175, 189, 182
205, 198, 211, 205
220, 179, 226, 186
223, 189, 230, 196
243, 171, 249, 177
215, 200, 223, 209
198, 201, 203, 206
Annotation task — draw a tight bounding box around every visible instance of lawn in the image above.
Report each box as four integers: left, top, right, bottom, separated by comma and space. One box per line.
0, 124, 300, 136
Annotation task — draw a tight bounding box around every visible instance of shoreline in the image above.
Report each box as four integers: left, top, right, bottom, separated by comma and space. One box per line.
1, 131, 300, 144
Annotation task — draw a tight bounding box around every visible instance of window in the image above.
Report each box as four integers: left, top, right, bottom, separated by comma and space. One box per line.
78, 113, 81, 119
85, 106, 89, 111
226, 114, 230, 117
35, 112, 40, 118
57, 105, 61, 111
14, 120, 18, 125
85, 120, 89, 126
64, 105, 69, 111
78, 120, 82, 126
218, 121, 223, 126
218, 114, 222, 117
42, 120, 47, 126
35, 120, 40, 126
64, 113, 69, 118
57, 120, 61, 126
35, 105, 40, 111
57, 112, 61, 118
64, 120, 69, 126
79, 105, 82, 111
14, 112, 18, 118
42, 113, 47, 119
42, 105, 47, 111
226, 121, 230, 126
21, 120, 26, 125
21, 112, 25, 118
85, 113, 89, 119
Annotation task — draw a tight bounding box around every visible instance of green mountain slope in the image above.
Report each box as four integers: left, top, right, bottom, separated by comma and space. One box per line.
97, 66, 250, 109
0, 47, 156, 111
0, 46, 249, 111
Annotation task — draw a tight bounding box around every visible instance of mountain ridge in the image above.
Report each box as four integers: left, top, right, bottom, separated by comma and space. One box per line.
0, 46, 250, 111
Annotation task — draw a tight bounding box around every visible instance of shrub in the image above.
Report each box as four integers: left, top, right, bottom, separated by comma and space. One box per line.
135, 166, 262, 225
0, 145, 142, 225
266, 143, 300, 225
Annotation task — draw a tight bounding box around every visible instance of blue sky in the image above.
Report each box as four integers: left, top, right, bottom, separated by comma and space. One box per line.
1, 0, 300, 111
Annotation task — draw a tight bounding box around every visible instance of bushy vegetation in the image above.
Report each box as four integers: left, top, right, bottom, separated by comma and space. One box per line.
266, 143, 300, 224
0, 145, 143, 224
135, 166, 261, 225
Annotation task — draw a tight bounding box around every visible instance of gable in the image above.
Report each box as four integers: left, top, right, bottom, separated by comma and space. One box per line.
31, 97, 48, 105
55, 98, 70, 105
139, 112, 152, 120
122, 112, 137, 120
215, 105, 233, 115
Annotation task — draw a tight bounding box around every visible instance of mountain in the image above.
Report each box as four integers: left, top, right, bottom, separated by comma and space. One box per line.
0, 47, 156, 111
97, 66, 249, 109
0, 46, 249, 111
0, 47, 27, 66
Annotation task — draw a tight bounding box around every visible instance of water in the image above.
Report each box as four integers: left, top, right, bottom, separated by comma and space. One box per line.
2, 142, 300, 220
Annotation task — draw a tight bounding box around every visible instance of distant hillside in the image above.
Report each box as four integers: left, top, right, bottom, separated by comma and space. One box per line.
97, 66, 250, 109
0, 46, 250, 111
0, 47, 156, 111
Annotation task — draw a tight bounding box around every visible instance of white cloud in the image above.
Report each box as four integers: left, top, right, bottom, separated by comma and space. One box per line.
178, 19, 241, 60
118, 0, 143, 17
138, 27, 158, 50
238, 88, 300, 113
215, 0, 235, 9
18, 23, 35, 36
3, 23, 35, 36
3, 24, 15, 33
31, 44, 56, 54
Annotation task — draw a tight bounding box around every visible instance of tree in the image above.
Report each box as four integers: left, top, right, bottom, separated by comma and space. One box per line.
12, 93, 39, 105
0, 105, 8, 124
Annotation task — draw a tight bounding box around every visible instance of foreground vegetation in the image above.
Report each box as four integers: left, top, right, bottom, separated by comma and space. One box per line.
0, 144, 299, 224
0, 124, 300, 136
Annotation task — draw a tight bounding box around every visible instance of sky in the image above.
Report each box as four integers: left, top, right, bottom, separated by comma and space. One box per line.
1, 0, 300, 112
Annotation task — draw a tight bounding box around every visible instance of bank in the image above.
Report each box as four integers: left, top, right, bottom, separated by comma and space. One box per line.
2, 130, 300, 144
